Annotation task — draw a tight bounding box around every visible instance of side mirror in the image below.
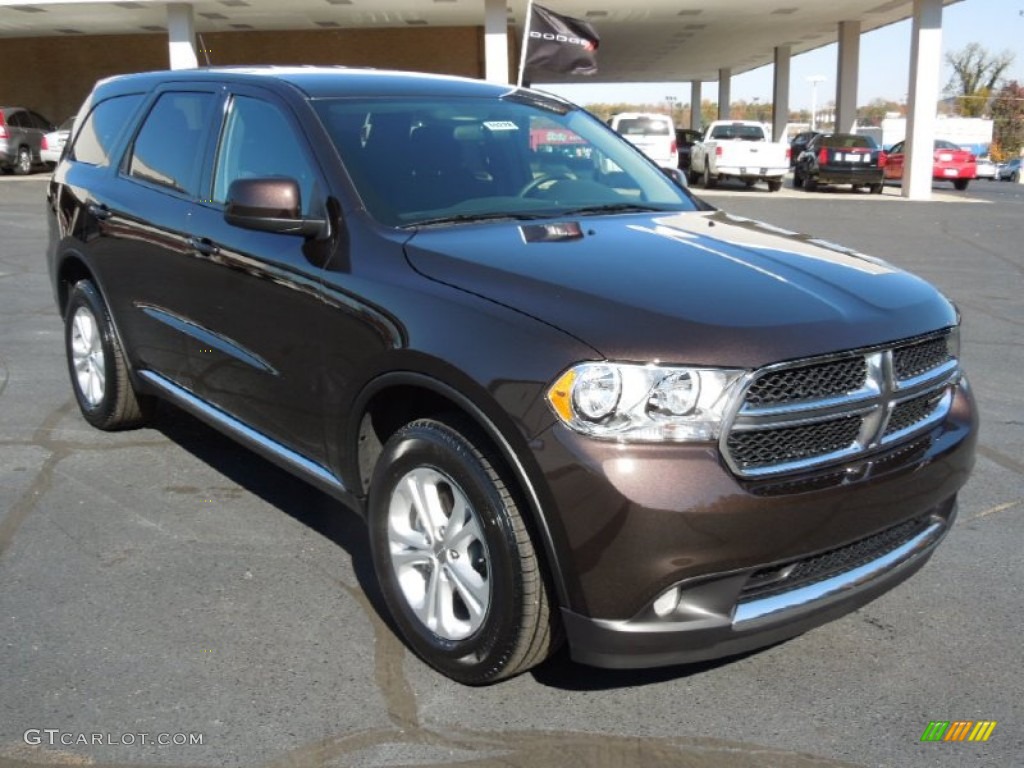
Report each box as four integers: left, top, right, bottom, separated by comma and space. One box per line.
662, 166, 688, 189
224, 177, 328, 239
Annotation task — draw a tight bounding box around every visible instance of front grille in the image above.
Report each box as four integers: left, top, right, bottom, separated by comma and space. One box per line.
894, 336, 952, 380
885, 392, 945, 437
740, 516, 930, 601
744, 357, 867, 406
727, 416, 862, 470
722, 331, 958, 478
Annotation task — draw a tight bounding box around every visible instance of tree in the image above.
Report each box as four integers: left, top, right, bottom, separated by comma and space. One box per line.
944, 43, 1014, 117
990, 80, 1024, 161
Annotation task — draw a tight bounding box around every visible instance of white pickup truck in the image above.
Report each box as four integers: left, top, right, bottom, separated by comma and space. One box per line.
689, 120, 790, 192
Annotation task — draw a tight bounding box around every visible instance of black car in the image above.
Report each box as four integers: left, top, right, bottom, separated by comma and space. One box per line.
788, 130, 819, 167
794, 132, 886, 193
675, 127, 703, 170
47, 68, 975, 684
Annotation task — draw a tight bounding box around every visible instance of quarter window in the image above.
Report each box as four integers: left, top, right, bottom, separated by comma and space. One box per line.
212, 95, 320, 215
71, 94, 143, 167
128, 92, 216, 196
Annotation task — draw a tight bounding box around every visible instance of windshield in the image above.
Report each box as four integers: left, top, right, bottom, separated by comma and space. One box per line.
313, 95, 698, 227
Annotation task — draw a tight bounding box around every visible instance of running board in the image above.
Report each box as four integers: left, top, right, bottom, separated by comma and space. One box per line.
139, 370, 356, 506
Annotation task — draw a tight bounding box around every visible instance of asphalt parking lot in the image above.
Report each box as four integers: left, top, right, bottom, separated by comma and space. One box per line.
1, 173, 1022, 768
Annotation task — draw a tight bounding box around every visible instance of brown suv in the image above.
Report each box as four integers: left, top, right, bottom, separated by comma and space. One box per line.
46, 67, 976, 684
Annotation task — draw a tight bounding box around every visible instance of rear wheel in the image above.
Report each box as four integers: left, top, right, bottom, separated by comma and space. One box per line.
703, 165, 717, 188
64, 280, 153, 430
804, 174, 818, 192
792, 169, 804, 188
952, 179, 970, 191
14, 146, 32, 175
368, 417, 559, 685
869, 182, 884, 194
767, 179, 782, 193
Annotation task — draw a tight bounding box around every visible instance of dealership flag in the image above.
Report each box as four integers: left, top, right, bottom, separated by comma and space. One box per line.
518, 3, 600, 84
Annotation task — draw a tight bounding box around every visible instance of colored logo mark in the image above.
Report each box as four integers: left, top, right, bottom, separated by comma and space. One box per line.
921, 721, 997, 742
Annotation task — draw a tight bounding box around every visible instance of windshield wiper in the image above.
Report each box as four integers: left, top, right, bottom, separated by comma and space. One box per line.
405, 211, 552, 228
557, 203, 672, 216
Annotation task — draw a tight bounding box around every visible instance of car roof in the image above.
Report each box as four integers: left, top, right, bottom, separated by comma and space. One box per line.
89, 66, 533, 102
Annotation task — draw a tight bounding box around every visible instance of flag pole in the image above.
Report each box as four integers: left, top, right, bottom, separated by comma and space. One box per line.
516, 0, 535, 88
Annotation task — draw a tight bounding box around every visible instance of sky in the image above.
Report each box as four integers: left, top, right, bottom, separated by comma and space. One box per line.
536, 0, 1024, 110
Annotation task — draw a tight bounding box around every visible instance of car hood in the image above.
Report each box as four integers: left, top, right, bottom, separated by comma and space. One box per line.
403, 210, 957, 368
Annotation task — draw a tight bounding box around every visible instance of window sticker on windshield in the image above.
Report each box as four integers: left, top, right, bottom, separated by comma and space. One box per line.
483, 121, 519, 132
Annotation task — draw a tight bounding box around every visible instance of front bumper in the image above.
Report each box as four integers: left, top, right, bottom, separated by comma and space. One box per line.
534, 378, 976, 669
562, 500, 954, 669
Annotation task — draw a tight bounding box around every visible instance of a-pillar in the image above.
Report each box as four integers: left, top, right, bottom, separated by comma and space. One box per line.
690, 81, 702, 130
904, 0, 943, 200
718, 68, 731, 120
772, 46, 791, 142
835, 21, 861, 133
484, 0, 509, 84
167, 3, 197, 70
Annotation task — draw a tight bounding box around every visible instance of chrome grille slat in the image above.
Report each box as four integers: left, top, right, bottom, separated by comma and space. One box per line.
722, 331, 958, 478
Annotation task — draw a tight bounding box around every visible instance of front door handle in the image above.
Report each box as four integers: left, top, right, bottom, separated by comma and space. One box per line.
188, 237, 220, 256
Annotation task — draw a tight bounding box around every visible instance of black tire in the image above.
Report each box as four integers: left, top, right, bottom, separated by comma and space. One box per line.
804, 174, 818, 192
767, 179, 782, 193
368, 417, 559, 685
14, 146, 32, 176
64, 280, 153, 430
869, 182, 884, 195
687, 169, 700, 186
792, 169, 804, 188
703, 165, 717, 189
952, 179, 970, 191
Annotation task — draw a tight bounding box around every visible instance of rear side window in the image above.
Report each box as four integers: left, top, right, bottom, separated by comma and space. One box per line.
7, 111, 26, 128
128, 91, 216, 196
821, 135, 876, 149
71, 94, 143, 167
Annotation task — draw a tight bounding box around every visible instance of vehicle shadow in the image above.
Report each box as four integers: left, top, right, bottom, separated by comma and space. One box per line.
147, 400, 396, 632
148, 399, 783, 691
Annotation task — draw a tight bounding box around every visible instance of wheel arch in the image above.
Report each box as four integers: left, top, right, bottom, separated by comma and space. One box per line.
350, 370, 573, 610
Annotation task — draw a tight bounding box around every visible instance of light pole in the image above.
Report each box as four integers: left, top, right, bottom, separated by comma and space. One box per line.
665, 95, 678, 123
807, 75, 826, 130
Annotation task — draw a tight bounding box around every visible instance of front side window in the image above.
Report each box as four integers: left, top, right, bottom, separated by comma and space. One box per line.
314, 94, 697, 227
212, 95, 320, 215
71, 94, 143, 167
128, 91, 216, 196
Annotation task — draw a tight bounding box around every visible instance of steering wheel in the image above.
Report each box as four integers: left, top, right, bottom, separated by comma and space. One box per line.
518, 174, 574, 198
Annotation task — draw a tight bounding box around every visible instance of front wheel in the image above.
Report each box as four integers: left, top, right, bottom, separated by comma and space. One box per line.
869, 182, 884, 194
64, 280, 152, 430
703, 165, 717, 189
368, 417, 559, 685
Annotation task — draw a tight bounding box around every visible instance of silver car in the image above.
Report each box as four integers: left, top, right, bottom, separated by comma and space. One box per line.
0, 106, 55, 175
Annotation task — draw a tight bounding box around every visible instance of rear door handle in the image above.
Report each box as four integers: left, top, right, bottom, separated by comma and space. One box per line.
87, 203, 111, 221
188, 237, 220, 256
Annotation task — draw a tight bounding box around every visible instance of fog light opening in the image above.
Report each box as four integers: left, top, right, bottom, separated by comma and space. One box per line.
652, 587, 681, 618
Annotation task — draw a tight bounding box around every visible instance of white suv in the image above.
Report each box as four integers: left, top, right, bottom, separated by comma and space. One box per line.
609, 112, 678, 168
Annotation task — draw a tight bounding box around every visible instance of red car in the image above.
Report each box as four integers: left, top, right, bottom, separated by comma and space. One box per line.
884, 139, 976, 190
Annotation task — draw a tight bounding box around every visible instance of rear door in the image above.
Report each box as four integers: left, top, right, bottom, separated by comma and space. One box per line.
885, 141, 905, 180
183, 86, 333, 464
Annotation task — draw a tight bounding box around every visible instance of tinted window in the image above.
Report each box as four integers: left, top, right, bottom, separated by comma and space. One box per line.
212, 95, 320, 215
934, 140, 960, 151
820, 135, 876, 149
28, 111, 52, 130
128, 91, 216, 196
71, 94, 143, 167
710, 124, 766, 140
7, 111, 26, 128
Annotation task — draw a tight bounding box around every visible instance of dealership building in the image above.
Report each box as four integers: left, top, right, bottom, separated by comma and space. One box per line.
1, 0, 962, 199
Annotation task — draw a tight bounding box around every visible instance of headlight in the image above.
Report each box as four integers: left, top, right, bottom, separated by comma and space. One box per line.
547, 362, 746, 442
